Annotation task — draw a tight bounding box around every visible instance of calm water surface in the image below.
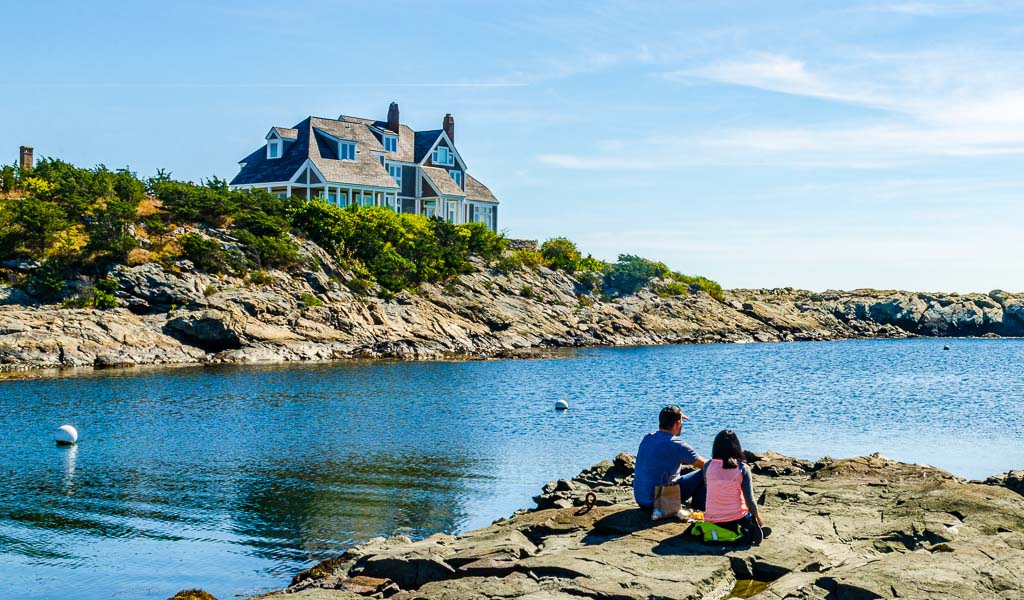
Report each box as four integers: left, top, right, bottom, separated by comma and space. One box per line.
1, 339, 1022, 598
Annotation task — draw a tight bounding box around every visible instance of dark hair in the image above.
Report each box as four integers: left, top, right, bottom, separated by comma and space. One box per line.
712, 429, 744, 469
658, 405, 683, 430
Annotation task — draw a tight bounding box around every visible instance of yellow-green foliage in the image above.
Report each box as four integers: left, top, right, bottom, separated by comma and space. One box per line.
290, 202, 506, 292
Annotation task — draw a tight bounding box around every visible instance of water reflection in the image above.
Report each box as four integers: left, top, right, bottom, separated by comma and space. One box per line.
60, 444, 77, 494
232, 452, 486, 565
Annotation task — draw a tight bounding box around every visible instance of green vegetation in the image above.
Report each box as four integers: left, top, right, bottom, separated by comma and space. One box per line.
300, 292, 323, 307
291, 200, 505, 293
0, 155, 724, 305
510, 238, 725, 302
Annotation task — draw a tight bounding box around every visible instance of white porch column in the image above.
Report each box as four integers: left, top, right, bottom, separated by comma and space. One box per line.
286, 185, 292, 198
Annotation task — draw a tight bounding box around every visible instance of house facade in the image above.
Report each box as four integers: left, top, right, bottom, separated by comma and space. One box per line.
229, 103, 499, 231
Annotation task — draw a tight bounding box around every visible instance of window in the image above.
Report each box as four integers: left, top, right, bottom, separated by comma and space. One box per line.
447, 200, 457, 224
388, 163, 403, 188
339, 141, 356, 161
432, 145, 454, 166
382, 135, 398, 153
448, 170, 462, 187
267, 140, 282, 159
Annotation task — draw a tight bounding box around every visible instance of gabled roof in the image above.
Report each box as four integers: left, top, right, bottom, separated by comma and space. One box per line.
271, 127, 298, 140
465, 174, 498, 204
421, 166, 465, 197
231, 117, 397, 189
414, 130, 444, 163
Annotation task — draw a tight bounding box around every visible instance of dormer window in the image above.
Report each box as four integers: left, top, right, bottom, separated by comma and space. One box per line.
382, 134, 398, 153
432, 145, 454, 166
339, 141, 356, 161
448, 169, 462, 187
267, 138, 282, 159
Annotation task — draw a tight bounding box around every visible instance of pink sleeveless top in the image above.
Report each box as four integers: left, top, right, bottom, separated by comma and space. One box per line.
704, 459, 748, 523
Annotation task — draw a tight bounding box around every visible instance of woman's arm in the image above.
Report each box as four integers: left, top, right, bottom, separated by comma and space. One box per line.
741, 464, 762, 524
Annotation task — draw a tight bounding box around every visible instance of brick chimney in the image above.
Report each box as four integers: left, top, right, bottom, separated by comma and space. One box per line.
443, 113, 455, 143
19, 146, 33, 171
387, 102, 400, 132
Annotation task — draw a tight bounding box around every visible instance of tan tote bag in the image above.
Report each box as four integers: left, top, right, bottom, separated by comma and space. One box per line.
652, 483, 681, 519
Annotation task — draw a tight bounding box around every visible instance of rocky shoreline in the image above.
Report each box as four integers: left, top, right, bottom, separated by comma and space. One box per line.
213, 451, 1024, 600
1, 243, 1023, 373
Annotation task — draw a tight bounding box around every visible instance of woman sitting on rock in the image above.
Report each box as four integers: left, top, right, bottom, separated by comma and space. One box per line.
702, 430, 771, 545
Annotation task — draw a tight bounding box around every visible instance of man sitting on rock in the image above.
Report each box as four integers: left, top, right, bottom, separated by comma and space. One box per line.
633, 405, 707, 512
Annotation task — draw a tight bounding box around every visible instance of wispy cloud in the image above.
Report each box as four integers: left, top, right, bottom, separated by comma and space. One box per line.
853, 1, 1023, 15
541, 46, 1024, 170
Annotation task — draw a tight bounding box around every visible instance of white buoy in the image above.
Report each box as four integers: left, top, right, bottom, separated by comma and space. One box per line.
555, 400, 569, 411
54, 424, 78, 446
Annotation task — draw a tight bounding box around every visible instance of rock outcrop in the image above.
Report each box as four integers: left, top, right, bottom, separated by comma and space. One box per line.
254, 452, 1024, 600
0, 244, 1022, 372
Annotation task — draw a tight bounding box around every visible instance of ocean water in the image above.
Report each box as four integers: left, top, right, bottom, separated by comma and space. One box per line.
1, 339, 1022, 598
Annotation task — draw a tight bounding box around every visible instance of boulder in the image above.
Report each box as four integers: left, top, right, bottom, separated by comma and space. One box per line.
165, 309, 244, 350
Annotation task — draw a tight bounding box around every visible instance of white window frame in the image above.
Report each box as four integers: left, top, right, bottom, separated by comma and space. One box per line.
432, 146, 454, 167
339, 141, 356, 161
448, 169, 462, 187
387, 163, 403, 189
383, 135, 398, 153
268, 139, 282, 159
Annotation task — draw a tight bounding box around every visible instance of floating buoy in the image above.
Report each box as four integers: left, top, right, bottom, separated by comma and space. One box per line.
54, 424, 78, 446
555, 400, 569, 411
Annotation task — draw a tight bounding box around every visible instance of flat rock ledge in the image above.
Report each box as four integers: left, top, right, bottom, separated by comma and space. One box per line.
245, 452, 1024, 600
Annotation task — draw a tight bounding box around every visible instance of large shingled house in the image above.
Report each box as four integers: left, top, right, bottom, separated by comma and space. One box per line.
229, 103, 499, 231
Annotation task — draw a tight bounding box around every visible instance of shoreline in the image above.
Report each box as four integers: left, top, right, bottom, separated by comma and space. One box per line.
2, 334, 1021, 380
223, 451, 1024, 600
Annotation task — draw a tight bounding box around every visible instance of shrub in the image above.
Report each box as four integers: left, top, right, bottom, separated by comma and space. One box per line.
578, 255, 608, 273
520, 285, 535, 299
540, 237, 582, 272
179, 233, 230, 274
604, 254, 669, 294
246, 270, 274, 286
345, 276, 371, 295
458, 221, 506, 262
203, 284, 217, 297
667, 272, 725, 302
659, 281, 690, 297
92, 276, 119, 309
26, 259, 67, 301
575, 270, 603, 292
299, 292, 322, 307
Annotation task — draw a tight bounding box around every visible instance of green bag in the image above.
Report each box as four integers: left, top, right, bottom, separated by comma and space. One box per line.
689, 521, 744, 544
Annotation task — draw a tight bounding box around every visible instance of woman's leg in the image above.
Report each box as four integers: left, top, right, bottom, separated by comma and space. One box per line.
674, 469, 706, 510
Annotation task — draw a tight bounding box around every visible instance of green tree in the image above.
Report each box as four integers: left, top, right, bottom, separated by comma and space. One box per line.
9, 198, 68, 255
604, 254, 670, 294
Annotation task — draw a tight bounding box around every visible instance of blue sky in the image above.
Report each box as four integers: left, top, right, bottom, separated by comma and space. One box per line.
3, 0, 1023, 292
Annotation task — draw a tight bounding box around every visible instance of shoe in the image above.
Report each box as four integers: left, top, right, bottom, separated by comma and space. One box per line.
750, 525, 764, 546
761, 526, 772, 539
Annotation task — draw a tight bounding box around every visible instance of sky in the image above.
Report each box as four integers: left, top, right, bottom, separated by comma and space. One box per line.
2, 0, 1023, 292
